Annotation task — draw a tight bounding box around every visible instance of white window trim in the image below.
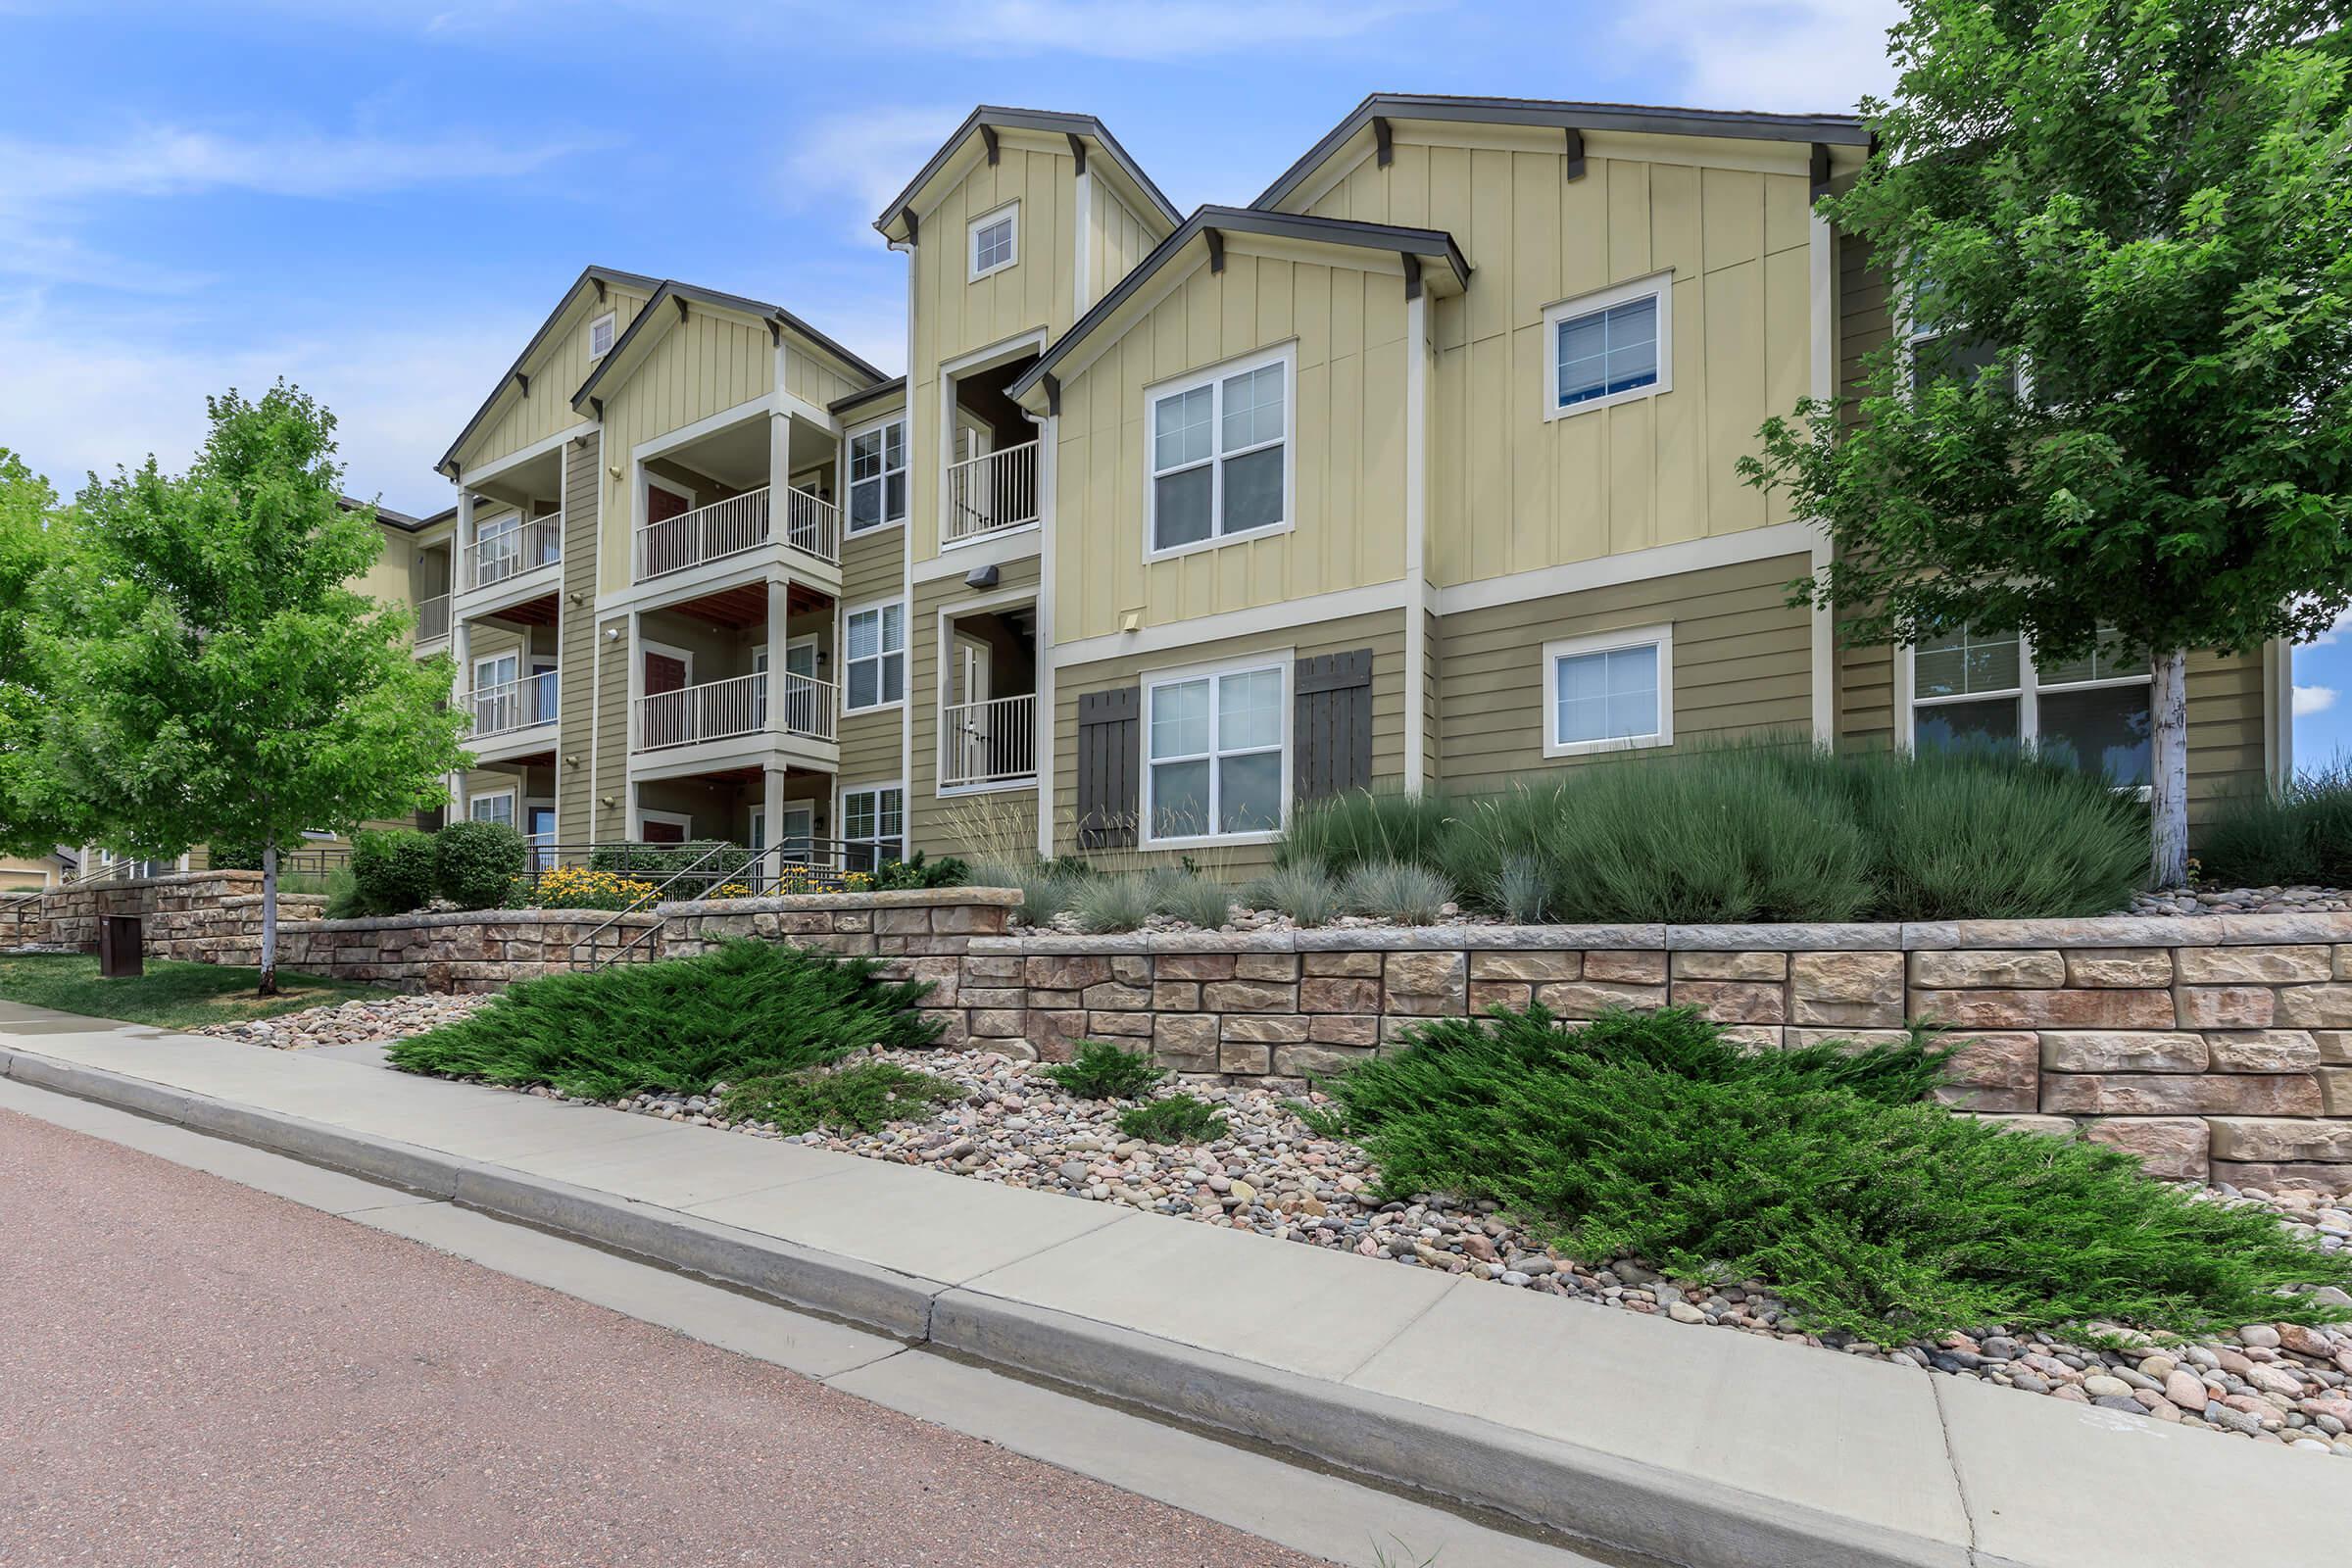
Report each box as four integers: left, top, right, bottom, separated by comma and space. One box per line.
838, 781, 907, 864
638, 638, 696, 689
968, 201, 1019, 281
638, 808, 695, 838
1541, 623, 1675, 758
841, 597, 907, 714
1139, 655, 1292, 850
468, 786, 519, 826
471, 650, 519, 692
1898, 278, 2034, 403
588, 310, 617, 360
844, 413, 909, 535
1542, 270, 1673, 421
1898, 628, 2153, 792
1143, 342, 1298, 565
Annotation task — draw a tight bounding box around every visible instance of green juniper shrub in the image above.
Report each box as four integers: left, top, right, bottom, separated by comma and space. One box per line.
719, 1059, 961, 1135
1325, 1004, 2351, 1340
1072, 871, 1158, 934
1046, 1040, 1164, 1101
350, 827, 438, 914
1287, 1098, 1350, 1139
1278, 787, 1459, 879
387, 939, 939, 1101
1148, 867, 1236, 929
1340, 858, 1455, 925
1242, 862, 1345, 926
865, 852, 968, 891
1117, 1094, 1229, 1145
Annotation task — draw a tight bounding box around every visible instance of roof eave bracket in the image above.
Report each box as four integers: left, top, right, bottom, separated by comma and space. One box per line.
1373, 117, 1394, 169
1563, 127, 1587, 181
1066, 132, 1086, 175
1204, 227, 1225, 274
901, 206, 918, 245
513, 370, 529, 396
766, 316, 783, 346
594, 276, 608, 302
589, 396, 603, 420
981, 123, 1000, 166
1042, 372, 1061, 417
674, 294, 690, 323
1401, 252, 1423, 302
1809, 141, 1834, 200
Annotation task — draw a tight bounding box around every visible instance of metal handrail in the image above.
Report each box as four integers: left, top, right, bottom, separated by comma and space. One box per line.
945, 439, 1039, 544
470, 670, 561, 738
560, 839, 876, 971
564, 838, 760, 971
463, 516, 562, 590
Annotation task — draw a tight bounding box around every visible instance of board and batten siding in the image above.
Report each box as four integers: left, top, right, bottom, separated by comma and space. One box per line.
908, 139, 1083, 565
1086, 182, 1154, 304
783, 342, 865, 412
1298, 137, 1813, 587
1438, 553, 1815, 799
469, 289, 649, 471
1051, 247, 1410, 644
1049, 609, 1408, 874
908, 557, 1041, 848
595, 310, 780, 595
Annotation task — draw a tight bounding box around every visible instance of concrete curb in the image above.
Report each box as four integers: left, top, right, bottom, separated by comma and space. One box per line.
3, 1046, 1966, 1568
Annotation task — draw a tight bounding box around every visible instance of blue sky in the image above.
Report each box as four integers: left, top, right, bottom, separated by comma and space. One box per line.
3, 0, 2344, 757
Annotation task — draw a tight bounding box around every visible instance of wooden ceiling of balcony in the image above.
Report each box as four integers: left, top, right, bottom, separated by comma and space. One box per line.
479, 591, 561, 628
656, 578, 830, 629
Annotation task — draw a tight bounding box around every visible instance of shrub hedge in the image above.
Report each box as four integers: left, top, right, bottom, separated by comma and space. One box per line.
349, 828, 437, 915
431, 819, 528, 910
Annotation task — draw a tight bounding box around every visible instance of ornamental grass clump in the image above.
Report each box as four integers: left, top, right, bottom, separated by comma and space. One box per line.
1072, 871, 1158, 933
1278, 787, 1458, 878
387, 939, 938, 1101
2201, 760, 2352, 889
1243, 862, 1345, 926
1149, 868, 1237, 930
1324, 1004, 2352, 1341
1340, 858, 1454, 924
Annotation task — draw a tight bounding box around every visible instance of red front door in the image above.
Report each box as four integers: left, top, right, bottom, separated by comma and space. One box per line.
641, 818, 688, 844
647, 485, 690, 525
640, 651, 690, 749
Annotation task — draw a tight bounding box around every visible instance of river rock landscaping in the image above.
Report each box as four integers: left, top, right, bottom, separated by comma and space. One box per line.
196, 991, 488, 1049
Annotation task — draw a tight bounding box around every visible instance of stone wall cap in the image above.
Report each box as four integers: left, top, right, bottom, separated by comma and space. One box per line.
662, 887, 1023, 916
1899, 916, 2230, 950
1666, 922, 1896, 952
282, 908, 658, 934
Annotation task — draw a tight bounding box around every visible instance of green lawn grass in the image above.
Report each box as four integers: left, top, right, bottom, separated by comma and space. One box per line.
0, 954, 377, 1030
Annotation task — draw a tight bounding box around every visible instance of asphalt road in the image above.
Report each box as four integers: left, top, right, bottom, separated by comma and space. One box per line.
0, 1106, 1333, 1567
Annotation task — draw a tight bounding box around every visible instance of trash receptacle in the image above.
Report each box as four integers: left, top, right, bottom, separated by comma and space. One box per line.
98, 914, 143, 979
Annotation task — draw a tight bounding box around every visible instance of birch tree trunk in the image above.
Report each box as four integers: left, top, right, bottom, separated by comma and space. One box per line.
259, 842, 279, 997
2149, 648, 2191, 890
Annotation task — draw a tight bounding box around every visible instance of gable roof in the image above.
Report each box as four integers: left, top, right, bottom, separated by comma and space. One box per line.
436, 265, 660, 478
339, 496, 451, 533
566, 278, 887, 416
1007, 206, 1470, 406
1252, 92, 1872, 213
874, 106, 1180, 243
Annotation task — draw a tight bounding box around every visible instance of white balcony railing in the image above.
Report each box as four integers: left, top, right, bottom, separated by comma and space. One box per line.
415, 593, 450, 644
633, 671, 837, 753
945, 440, 1040, 545
463, 516, 562, 591
470, 670, 560, 739
635, 486, 841, 580
940, 692, 1037, 788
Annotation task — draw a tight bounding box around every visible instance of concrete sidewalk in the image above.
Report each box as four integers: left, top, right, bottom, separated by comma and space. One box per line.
4, 1000, 2345, 1568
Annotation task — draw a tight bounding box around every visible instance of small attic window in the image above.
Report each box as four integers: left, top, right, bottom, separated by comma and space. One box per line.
969, 203, 1017, 281
589, 312, 616, 359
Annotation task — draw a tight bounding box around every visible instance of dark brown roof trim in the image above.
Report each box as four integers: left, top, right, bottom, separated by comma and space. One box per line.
436, 265, 660, 476
829, 375, 908, 416
1251, 93, 1870, 211
568, 278, 887, 411
874, 105, 1180, 236
1007, 206, 1469, 403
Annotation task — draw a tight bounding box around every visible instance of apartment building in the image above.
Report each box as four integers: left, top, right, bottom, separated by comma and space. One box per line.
401, 95, 2291, 873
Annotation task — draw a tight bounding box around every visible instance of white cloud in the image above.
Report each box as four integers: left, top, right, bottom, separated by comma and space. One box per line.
2311, 607, 2352, 646
785, 104, 973, 236
1623, 0, 1904, 115
875, 0, 1436, 61
2296, 685, 2338, 718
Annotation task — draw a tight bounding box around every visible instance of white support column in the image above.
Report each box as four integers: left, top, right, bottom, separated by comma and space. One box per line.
1033, 410, 1057, 860
1807, 211, 1838, 747
456, 489, 474, 592
769, 410, 794, 514
449, 613, 471, 818
761, 766, 787, 863
765, 567, 790, 737
1402, 288, 1430, 796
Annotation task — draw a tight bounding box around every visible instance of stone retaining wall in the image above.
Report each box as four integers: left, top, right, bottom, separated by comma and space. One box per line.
272, 909, 661, 993
933, 915, 2352, 1190
35, 871, 327, 956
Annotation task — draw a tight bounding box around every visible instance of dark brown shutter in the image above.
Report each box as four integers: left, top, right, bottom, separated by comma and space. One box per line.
1294, 649, 1375, 804
1075, 686, 1141, 849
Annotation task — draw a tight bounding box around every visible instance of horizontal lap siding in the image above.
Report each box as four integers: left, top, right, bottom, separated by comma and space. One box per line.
560, 432, 605, 843
1438, 554, 1815, 798
2187, 650, 2269, 822
1050, 609, 1408, 876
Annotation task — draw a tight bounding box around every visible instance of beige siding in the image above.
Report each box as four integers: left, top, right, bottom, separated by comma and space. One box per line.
1049, 610, 1408, 876
1837, 636, 1897, 753
596, 309, 780, 594
1304, 137, 1813, 588
471, 289, 648, 470
558, 432, 609, 845
1087, 182, 1154, 303
1051, 247, 1410, 643
2188, 651, 2270, 822
907, 138, 1083, 565
1437, 554, 1815, 798
784, 342, 864, 410
908, 558, 1042, 847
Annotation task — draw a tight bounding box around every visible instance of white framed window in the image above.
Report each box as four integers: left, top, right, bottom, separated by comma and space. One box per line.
969, 202, 1018, 280
1900, 273, 2027, 400
846, 416, 907, 533
1544, 271, 1671, 419
1542, 625, 1673, 757
469, 789, 517, 829
1907, 623, 2151, 786
1142, 660, 1288, 846
841, 784, 906, 871
843, 600, 906, 711
1146, 344, 1294, 560
589, 311, 616, 359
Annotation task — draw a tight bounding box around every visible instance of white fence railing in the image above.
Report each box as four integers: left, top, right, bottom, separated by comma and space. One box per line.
415, 593, 450, 644
464, 516, 562, 590
940, 692, 1037, 787
471, 670, 560, 738
635, 486, 841, 580
633, 671, 837, 752
945, 440, 1039, 545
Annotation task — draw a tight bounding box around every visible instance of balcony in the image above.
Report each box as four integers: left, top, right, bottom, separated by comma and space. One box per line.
944, 440, 1040, 546
464, 516, 562, 591
416, 593, 451, 645
635, 486, 840, 580
634, 671, 837, 754
940, 693, 1037, 788
470, 670, 560, 739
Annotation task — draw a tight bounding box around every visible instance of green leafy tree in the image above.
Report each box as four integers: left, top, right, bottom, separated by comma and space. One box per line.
0, 450, 87, 858
1745, 1, 2352, 885
35, 384, 470, 991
